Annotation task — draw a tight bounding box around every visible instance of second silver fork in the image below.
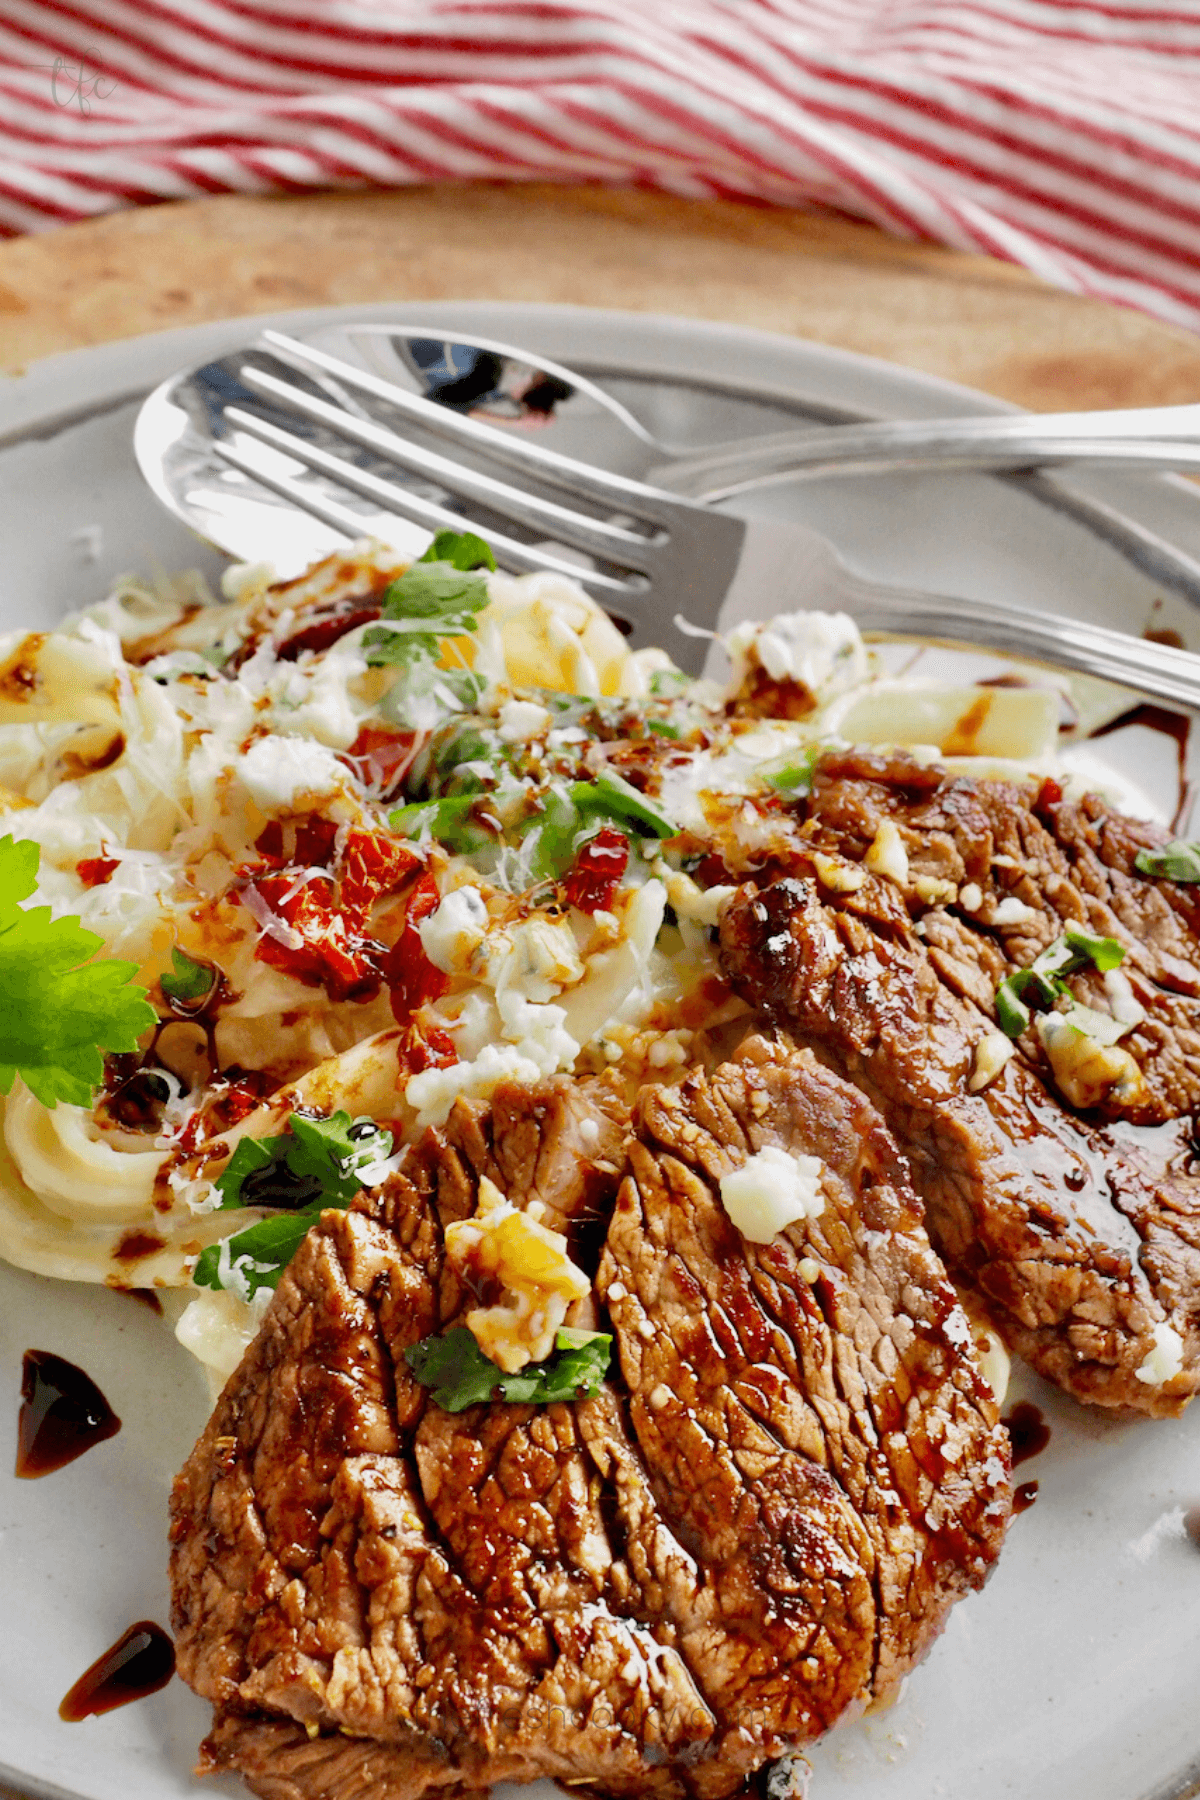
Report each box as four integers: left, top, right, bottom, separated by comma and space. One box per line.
135, 327, 1200, 706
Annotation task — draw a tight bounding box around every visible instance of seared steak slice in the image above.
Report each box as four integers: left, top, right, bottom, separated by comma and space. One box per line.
803, 750, 1200, 1120
171, 1050, 1008, 1800
719, 752, 1200, 1414
594, 1038, 1009, 1717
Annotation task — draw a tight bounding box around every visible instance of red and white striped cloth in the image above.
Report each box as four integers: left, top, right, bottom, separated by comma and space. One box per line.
0, 0, 1198, 329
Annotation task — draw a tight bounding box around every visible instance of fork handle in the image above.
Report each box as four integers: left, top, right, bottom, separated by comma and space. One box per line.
655, 407, 1200, 500
715, 519, 1200, 711
843, 580, 1200, 710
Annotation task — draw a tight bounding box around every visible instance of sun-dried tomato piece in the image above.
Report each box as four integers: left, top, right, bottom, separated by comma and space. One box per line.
340, 724, 421, 799
77, 855, 119, 888
562, 826, 629, 915
397, 1020, 459, 1076
691, 850, 735, 890
1035, 776, 1064, 814
386, 872, 449, 1023
276, 596, 383, 661
248, 872, 382, 1003
338, 829, 421, 923
185, 1070, 275, 1147
253, 816, 340, 870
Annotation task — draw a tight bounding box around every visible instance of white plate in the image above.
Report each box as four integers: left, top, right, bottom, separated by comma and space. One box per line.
1, 302, 1199, 1800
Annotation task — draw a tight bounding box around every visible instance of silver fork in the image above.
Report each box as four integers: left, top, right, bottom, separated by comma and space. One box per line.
151, 326, 1200, 707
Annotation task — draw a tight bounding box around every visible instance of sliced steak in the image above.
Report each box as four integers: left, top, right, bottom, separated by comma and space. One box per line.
171, 1049, 1008, 1800
719, 749, 1200, 1414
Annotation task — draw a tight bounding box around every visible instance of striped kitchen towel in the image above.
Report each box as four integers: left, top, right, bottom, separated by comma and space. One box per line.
0, 0, 1197, 329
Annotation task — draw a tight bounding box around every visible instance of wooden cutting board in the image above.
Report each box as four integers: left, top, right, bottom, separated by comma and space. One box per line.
0, 183, 1199, 411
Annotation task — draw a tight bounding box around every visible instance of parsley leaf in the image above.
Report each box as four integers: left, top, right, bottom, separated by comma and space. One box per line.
419, 530, 496, 573
0, 836, 156, 1107
994, 927, 1127, 1040
363, 557, 492, 670
1135, 840, 1200, 883
160, 946, 216, 1004
406, 1325, 613, 1413
524, 775, 678, 882
195, 1110, 393, 1296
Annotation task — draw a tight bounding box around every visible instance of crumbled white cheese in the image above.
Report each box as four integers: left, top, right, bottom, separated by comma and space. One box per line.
1104, 967, 1146, 1029
647, 1033, 690, 1069
495, 987, 580, 1074
488, 914, 586, 1003
864, 819, 909, 887
663, 868, 735, 928
968, 1031, 1015, 1094
405, 1044, 544, 1129
914, 874, 957, 905
445, 1176, 590, 1372
236, 734, 343, 809
1135, 1321, 1185, 1387
959, 882, 984, 912
720, 1146, 826, 1244
726, 609, 866, 701
810, 851, 865, 894
992, 896, 1039, 926
418, 885, 489, 974
497, 698, 551, 743
1036, 1012, 1146, 1110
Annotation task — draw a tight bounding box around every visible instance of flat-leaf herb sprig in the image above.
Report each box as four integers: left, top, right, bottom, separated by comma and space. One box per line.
0, 837, 156, 1107
193, 1110, 393, 1298
406, 1325, 612, 1413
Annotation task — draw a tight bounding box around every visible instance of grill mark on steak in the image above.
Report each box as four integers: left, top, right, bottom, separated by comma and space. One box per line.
172, 1050, 1007, 1800
719, 749, 1200, 1414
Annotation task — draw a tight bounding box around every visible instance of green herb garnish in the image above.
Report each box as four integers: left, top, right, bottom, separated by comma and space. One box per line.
160, 946, 216, 1004
363, 532, 496, 671
524, 774, 678, 882
760, 744, 820, 796
194, 1110, 392, 1297
405, 1325, 612, 1413
1135, 840, 1200, 884
994, 926, 1127, 1039
0, 837, 156, 1107
389, 794, 499, 854
420, 529, 496, 573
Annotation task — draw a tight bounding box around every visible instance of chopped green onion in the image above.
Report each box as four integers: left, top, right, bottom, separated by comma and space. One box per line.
389, 794, 498, 853
1061, 926, 1125, 973
994, 928, 1126, 1039
760, 744, 820, 796
1135, 840, 1200, 883
996, 969, 1038, 1037
570, 771, 678, 840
